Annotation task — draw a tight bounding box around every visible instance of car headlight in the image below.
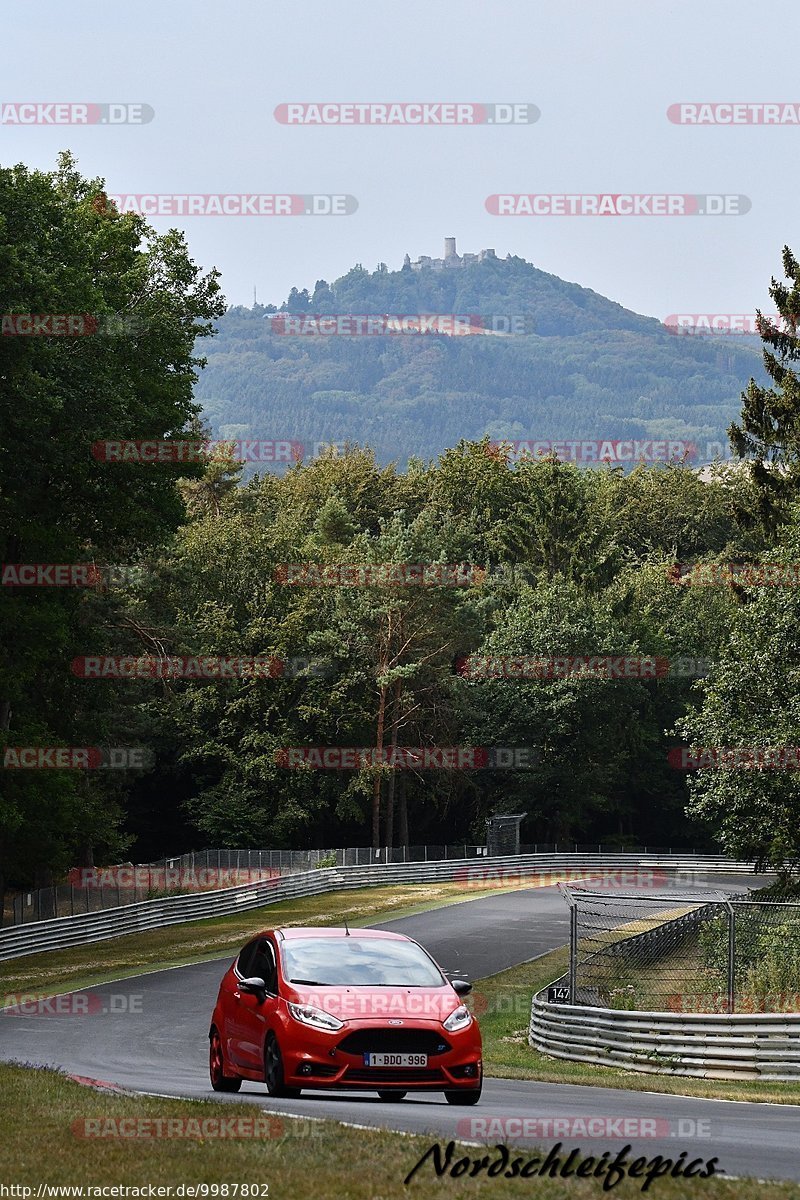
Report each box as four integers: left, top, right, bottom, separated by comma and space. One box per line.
443, 1004, 473, 1032
286, 1001, 343, 1031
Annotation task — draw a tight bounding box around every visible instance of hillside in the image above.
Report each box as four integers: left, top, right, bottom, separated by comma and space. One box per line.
195, 254, 766, 469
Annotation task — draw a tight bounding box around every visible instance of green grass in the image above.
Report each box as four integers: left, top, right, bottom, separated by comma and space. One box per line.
1, 1063, 797, 1199
473, 949, 800, 1105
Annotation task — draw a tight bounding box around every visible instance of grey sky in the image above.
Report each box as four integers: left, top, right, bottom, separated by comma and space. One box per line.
3, 0, 799, 318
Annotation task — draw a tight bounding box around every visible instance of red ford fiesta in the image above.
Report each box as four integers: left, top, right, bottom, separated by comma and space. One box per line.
209, 926, 482, 1104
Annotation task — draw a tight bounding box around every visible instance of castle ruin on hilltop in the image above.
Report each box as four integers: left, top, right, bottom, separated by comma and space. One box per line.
404, 237, 498, 272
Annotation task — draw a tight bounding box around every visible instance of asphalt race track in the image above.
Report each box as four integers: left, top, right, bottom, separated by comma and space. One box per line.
3, 873, 800, 1183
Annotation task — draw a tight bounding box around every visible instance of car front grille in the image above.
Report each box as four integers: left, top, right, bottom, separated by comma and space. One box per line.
344, 1067, 445, 1083
337, 1029, 451, 1056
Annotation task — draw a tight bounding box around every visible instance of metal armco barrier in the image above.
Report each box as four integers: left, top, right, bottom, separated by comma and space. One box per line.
530, 894, 800, 1081
529, 993, 800, 1081
0, 851, 751, 962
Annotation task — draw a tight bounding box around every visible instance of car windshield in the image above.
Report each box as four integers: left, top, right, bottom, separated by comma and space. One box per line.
281, 937, 445, 987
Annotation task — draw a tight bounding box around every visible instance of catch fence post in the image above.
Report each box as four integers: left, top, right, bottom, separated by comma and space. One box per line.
561, 887, 578, 1005
569, 904, 578, 1004
726, 901, 736, 1014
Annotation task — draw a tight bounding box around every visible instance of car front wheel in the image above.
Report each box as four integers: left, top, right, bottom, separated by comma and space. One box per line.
264, 1033, 301, 1099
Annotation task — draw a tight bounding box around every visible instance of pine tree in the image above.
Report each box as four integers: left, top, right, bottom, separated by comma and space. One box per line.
729, 245, 800, 530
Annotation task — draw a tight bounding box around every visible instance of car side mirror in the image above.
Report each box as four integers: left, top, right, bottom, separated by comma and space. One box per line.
451, 979, 472, 997
239, 976, 267, 999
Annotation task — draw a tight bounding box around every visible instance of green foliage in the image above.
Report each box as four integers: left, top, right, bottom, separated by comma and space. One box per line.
729, 245, 800, 531
6, 170, 800, 886
699, 912, 800, 999
675, 506, 800, 872
0, 154, 224, 884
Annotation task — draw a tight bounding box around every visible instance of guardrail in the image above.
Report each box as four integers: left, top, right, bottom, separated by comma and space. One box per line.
529, 892, 800, 1081
0, 851, 752, 963
529, 993, 800, 1081
6, 841, 721, 927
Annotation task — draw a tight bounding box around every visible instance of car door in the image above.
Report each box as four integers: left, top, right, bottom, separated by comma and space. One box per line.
226, 938, 259, 1069
231, 936, 280, 1072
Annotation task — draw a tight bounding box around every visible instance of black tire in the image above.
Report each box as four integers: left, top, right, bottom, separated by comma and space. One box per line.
377, 1090, 407, 1101
209, 1028, 242, 1093
444, 1085, 482, 1106
264, 1033, 301, 1098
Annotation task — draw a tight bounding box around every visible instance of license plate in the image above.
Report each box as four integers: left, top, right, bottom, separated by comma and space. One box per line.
363, 1053, 428, 1067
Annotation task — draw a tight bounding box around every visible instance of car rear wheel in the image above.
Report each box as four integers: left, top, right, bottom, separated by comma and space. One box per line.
444, 1085, 482, 1105
264, 1033, 301, 1099
209, 1029, 241, 1093
377, 1091, 407, 1101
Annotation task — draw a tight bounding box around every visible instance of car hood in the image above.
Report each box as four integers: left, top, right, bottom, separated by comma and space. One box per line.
284, 983, 461, 1022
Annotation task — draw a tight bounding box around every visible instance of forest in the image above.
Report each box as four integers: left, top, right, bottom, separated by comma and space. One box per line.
3, 156, 800, 892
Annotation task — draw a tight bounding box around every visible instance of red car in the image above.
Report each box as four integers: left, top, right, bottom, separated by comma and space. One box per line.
209, 926, 482, 1104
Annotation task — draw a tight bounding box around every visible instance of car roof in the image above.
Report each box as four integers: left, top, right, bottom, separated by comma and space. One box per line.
257, 926, 410, 942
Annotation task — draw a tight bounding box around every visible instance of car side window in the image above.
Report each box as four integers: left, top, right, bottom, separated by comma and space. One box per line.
236, 938, 259, 979
250, 939, 278, 994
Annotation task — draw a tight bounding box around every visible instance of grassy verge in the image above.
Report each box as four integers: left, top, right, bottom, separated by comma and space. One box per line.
474, 949, 800, 1105
0, 881, 528, 999
1, 1063, 797, 1198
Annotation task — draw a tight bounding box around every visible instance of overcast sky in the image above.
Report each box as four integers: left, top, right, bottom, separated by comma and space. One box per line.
4, 0, 799, 319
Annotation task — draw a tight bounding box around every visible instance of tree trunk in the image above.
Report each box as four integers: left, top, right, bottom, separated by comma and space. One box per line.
372, 681, 387, 850
383, 680, 402, 849
398, 775, 409, 848
77, 843, 95, 869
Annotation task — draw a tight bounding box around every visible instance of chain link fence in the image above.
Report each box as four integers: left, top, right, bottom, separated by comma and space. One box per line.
3, 841, 708, 927
4, 844, 485, 926
561, 885, 800, 1014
